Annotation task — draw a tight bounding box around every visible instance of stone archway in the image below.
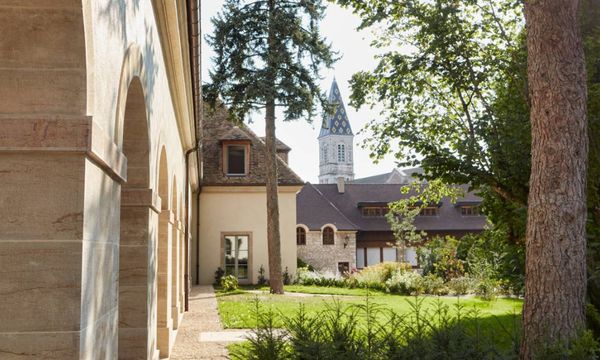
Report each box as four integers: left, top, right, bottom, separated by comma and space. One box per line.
118, 77, 157, 359
171, 177, 182, 329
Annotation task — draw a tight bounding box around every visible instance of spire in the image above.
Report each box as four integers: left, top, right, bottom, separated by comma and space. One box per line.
319, 78, 353, 138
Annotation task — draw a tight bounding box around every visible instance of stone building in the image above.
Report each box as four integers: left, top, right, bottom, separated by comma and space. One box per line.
198, 105, 304, 284
1, 1, 201, 359
318, 78, 354, 184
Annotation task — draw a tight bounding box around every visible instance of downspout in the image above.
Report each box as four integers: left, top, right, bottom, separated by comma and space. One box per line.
185, 0, 201, 312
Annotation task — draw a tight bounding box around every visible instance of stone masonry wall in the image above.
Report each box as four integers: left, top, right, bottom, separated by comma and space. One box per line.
297, 230, 356, 274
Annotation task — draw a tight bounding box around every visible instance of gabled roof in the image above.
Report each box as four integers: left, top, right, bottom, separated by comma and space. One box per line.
297, 183, 487, 232
260, 137, 291, 152
201, 103, 303, 186
319, 78, 353, 138
296, 183, 358, 231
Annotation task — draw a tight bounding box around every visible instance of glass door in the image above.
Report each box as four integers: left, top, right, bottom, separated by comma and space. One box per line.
224, 235, 249, 280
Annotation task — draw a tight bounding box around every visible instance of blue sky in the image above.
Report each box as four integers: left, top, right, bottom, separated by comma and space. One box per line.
201, 1, 399, 183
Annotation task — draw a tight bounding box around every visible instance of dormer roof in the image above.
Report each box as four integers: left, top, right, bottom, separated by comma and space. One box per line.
319, 78, 353, 138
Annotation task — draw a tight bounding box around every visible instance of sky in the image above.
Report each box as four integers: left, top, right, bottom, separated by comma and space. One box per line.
201, 1, 399, 183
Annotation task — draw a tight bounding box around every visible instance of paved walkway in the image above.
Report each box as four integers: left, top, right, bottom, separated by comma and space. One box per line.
171, 286, 251, 360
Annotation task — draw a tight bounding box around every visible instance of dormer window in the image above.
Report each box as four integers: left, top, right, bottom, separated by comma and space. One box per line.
461, 205, 481, 216
223, 141, 250, 176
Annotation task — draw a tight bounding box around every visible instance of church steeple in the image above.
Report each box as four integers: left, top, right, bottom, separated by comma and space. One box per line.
318, 78, 355, 184
319, 78, 354, 138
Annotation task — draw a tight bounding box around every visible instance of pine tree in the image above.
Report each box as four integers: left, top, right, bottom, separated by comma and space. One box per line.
206, 0, 337, 294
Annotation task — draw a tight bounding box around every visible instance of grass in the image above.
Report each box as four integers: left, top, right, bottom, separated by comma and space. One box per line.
216, 284, 523, 350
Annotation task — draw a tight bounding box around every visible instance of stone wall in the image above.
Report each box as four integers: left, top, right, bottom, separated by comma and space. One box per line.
297, 229, 357, 274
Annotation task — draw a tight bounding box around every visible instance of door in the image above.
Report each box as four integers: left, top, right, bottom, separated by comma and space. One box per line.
224, 235, 249, 280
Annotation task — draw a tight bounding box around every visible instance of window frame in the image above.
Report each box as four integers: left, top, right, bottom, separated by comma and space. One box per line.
322, 226, 335, 245
222, 141, 250, 177
337, 143, 345, 162
296, 226, 307, 245
461, 205, 481, 216
221, 232, 253, 283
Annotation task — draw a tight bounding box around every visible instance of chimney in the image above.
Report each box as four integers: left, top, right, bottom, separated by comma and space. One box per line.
337, 177, 345, 194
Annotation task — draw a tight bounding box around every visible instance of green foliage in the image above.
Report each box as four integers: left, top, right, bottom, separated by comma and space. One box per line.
232, 296, 521, 359
387, 179, 464, 248
221, 274, 240, 292
214, 267, 226, 285
205, 0, 337, 122
283, 267, 291, 285
447, 276, 475, 296
417, 236, 465, 281
258, 265, 268, 286
297, 258, 314, 272
532, 330, 600, 360
385, 270, 421, 294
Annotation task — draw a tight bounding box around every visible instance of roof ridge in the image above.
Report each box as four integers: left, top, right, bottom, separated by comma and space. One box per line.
308, 183, 359, 230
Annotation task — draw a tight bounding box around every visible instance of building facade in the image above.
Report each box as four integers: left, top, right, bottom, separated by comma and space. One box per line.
1, 2, 201, 359
198, 105, 304, 285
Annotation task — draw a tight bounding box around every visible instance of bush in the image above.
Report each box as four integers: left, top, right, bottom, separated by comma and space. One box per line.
297, 258, 314, 271
220, 274, 239, 292
214, 267, 225, 285
475, 278, 500, 301
447, 276, 475, 295
283, 267, 291, 285
231, 296, 520, 360
385, 270, 422, 294
257, 265, 268, 285
414, 274, 446, 295
350, 262, 413, 290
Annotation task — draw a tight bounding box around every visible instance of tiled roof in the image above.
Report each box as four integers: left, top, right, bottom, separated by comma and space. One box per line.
260, 137, 291, 152
351, 168, 424, 184
201, 103, 304, 186
319, 78, 353, 138
297, 183, 487, 232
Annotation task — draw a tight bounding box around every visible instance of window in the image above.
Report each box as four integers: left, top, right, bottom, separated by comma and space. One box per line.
356, 248, 365, 268
361, 206, 389, 217
419, 207, 439, 216
338, 262, 350, 275
337, 144, 345, 162
223, 234, 250, 280
224, 143, 248, 176
382, 248, 397, 262
366, 248, 381, 266
296, 227, 306, 245
323, 145, 328, 163
322, 226, 334, 245
461, 205, 481, 216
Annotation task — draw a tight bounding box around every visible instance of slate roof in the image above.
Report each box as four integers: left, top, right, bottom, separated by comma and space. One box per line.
297, 183, 487, 232
201, 103, 304, 186
319, 78, 353, 138
351, 168, 424, 184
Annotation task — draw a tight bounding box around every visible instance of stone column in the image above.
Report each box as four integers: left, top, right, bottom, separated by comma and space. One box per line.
156, 209, 173, 357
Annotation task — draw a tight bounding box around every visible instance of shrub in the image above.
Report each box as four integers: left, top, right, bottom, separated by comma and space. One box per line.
283, 267, 291, 285
414, 274, 446, 295
447, 276, 475, 295
385, 270, 422, 294
297, 258, 314, 271
214, 267, 225, 285
476, 278, 500, 301
350, 262, 413, 290
232, 296, 520, 360
220, 274, 239, 292
257, 265, 268, 285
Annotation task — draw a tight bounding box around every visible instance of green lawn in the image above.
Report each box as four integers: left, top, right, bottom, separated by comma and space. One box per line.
217, 286, 522, 343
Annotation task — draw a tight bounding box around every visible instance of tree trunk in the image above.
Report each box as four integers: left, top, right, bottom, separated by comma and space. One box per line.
265, 0, 284, 294
521, 0, 588, 358
265, 102, 284, 294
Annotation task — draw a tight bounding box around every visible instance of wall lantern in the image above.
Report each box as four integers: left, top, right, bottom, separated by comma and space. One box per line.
344, 235, 350, 248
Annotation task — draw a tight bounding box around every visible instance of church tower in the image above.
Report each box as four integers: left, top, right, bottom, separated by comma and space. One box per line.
319, 78, 354, 184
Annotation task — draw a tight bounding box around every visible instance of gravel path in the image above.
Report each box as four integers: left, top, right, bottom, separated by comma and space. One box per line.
170, 286, 234, 360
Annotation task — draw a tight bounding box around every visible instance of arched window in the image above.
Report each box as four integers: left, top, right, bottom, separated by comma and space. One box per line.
322, 226, 334, 245
296, 227, 306, 245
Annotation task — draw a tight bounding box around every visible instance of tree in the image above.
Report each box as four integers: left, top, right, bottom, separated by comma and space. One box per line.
206, 0, 336, 293
520, 0, 588, 357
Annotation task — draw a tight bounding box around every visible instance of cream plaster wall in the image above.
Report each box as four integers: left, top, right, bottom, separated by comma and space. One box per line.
198, 186, 301, 285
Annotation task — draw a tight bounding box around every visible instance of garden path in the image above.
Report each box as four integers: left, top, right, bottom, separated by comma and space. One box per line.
171, 286, 251, 359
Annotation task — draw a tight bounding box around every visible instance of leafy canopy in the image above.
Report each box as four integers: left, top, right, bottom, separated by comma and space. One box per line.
205, 0, 337, 122
335, 0, 529, 205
